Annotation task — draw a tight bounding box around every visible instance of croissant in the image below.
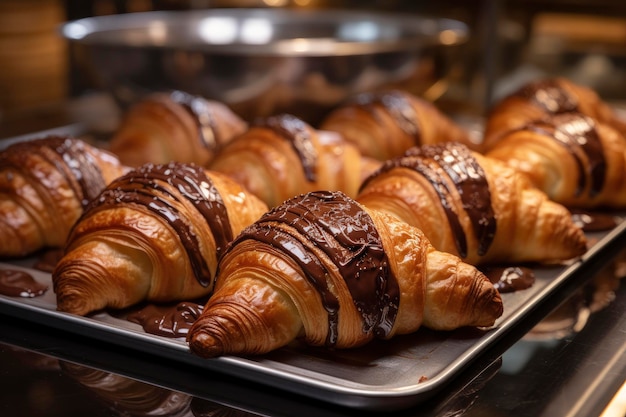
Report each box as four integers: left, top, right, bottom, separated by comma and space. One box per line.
319, 89, 478, 160
485, 112, 626, 209
208, 113, 381, 208
52, 161, 268, 316
356, 142, 587, 265
483, 77, 626, 151
0, 135, 128, 258
187, 190, 503, 358
108, 90, 247, 167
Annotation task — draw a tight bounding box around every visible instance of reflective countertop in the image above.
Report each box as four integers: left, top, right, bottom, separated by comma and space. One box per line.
1, 247, 625, 417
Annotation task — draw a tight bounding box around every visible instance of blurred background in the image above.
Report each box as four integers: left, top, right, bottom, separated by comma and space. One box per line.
1, 0, 625, 138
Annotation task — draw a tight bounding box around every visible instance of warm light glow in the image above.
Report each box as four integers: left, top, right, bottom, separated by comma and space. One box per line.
241, 18, 273, 44
263, 0, 288, 7
147, 20, 168, 44
198, 17, 238, 44
439, 29, 460, 45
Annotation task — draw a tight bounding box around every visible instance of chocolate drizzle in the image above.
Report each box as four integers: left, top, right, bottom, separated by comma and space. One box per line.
127, 301, 204, 338
363, 142, 496, 258
2, 136, 106, 208
84, 162, 232, 287
353, 90, 422, 144
255, 114, 318, 182
170, 90, 218, 151
481, 266, 535, 293
514, 79, 579, 114
525, 113, 606, 197
0, 268, 48, 298
228, 191, 399, 347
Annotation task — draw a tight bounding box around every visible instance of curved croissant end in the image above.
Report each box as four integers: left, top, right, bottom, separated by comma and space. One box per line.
52, 162, 268, 316
188, 191, 502, 358
109, 90, 247, 167
0, 135, 128, 258
209, 113, 379, 208
320, 89, 477, 160
356, 142, 587, 265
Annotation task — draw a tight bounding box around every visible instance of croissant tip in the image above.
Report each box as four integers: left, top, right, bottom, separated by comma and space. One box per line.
188, 331, 223, 358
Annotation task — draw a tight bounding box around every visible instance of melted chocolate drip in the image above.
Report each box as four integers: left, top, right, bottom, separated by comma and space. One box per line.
228, 191, 399, 346
514, 79, 579, 114
255, 114, 318, 182
570, 210, 618, 232
363, 142, 496, 259
353, 90, 422, 143
0, 268, 48, 297
127, 302, 204, 338
525, 113, 606, 197
2, 136, 106, 208
170, 90, 218, 150
481, 266, 535, 293
83, 162, 232, 287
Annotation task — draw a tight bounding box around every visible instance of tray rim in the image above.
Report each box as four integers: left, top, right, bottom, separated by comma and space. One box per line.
1, 220, 624, 411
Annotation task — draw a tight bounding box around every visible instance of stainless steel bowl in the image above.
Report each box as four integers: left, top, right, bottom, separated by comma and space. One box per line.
61, 8, 469, 124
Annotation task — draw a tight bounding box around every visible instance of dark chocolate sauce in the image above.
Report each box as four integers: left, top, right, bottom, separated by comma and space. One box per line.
570, 210, 618, 232
406, 143, 497, 256
2, 136, 106, 207
362, 142, 496, 258
526, 114, 606, 198
255, 114, 318, 182
481, 266, 535, 293
353, 90, 421, 143
170, 90, 218, 150
514, 78, 579, 114
82, 162, 233, 287
228, 190, 399, 346
127, 302, 204, 338
0, 269, 48, 297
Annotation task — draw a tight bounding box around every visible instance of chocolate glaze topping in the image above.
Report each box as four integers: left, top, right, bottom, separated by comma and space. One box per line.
229, 190, 399, 346
84, 162, 232, 287
170, 90, 218, 150
525, 113, 606, 197
0, 268, 48, 298
363, 142, 496, 258
353, 91, 421, 143
514, 79, 579, 114
2, 136, 106, 208
255, 114, 318, 182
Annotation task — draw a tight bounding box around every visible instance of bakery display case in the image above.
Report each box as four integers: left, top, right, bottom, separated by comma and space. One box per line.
0, 1, 625, 416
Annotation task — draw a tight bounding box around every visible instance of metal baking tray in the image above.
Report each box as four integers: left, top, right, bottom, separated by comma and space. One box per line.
1, 127, 625, 411
0, 220, 624, 411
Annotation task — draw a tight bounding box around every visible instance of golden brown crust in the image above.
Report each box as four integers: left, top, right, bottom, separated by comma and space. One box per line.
0, 136, 128, 257
52, 163, 268, 316
486, 113, 626, 209
109, 91, 247, 167
319, 89, 477, 160
208, 114, 381, 208
483, 77, 626, 151
187, 191, 502, 358
356, 143, 587, 265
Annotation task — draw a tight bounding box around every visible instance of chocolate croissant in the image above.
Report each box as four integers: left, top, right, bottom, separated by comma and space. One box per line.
187, 190, 503, 358
319, 89, 477, 160
208, 113, 381, 208
52, 162, 268, 316
356, 142, 587, 265
109, 90, 247, 167
483, 77, 626, 151
0, 135, 128, 258
485, 112, 626, 209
